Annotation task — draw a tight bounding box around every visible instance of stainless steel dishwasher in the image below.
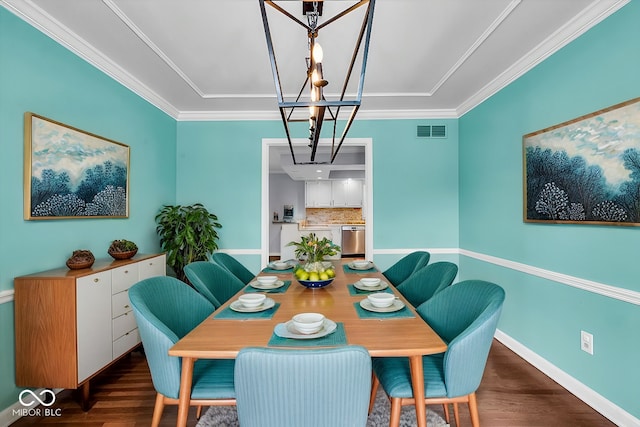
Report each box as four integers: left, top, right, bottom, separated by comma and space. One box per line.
341, 225, 365, 257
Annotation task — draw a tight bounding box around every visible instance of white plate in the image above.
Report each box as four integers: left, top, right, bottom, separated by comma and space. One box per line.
353, 280, 388, 292
274, 319, 337, 339
249, 280, 286, 290
229, 297, 276, 312
359, 298, 405, 313
348, 261, 373, 270
267, 261, 293, 270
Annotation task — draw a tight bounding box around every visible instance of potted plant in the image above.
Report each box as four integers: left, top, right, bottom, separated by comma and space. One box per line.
155, 203, 222, 282
108, 239, 138, 259
287, 232, 340, 287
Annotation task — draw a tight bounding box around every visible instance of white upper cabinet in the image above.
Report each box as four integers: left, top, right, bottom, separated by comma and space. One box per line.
332, 180, 363, 207
305, 181, 333, 207
306, 180, 363, 207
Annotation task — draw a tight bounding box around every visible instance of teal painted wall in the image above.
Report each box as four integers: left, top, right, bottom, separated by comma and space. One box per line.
4, 0, 636, 421
459, 2, 640, 418
176, 118, 460, 273
0, 8, 176, 411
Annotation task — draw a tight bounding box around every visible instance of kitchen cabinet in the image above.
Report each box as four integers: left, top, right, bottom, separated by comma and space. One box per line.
305, 179, 363, 207
305, 181, 333, 207
14, 253, 166, 409
331, 180, 363, 207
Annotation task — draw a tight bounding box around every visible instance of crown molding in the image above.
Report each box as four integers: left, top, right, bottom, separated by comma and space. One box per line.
0, 0, 179, 118
457, 0, 630, 117
176, 108, 459, 122
2, 0, 630, 121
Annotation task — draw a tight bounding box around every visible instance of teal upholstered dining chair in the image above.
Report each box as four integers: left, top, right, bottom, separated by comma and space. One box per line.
235, 346, 372, 427
395, 261, 458, 307
128, 276, 235, 427
211, 252, 255, 285
370, 280, 505, 427
382, 251, 431, 287
184, 261, 246, 309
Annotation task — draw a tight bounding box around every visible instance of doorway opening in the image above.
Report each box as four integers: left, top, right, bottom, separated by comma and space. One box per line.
261, 138, 373, 267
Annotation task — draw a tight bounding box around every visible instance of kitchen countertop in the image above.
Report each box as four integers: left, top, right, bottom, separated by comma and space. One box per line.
276, 222, 365, 230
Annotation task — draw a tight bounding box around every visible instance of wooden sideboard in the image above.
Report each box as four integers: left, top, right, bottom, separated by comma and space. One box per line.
14, 253, 166, 409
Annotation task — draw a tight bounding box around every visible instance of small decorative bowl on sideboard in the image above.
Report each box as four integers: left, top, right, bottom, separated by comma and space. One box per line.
108, 249, 138, 260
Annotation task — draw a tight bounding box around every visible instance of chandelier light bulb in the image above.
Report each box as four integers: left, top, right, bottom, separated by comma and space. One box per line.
312, 43, 323, 63
311, 68, 321, 85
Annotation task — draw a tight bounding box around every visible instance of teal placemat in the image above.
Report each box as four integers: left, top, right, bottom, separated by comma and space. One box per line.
343, 265, 379, 274
262, 267, 293, 273
347, 284, 394, 295
244, 280, 292, 294
268, 322, 347, 347
353, 302, 414, 319
213, 302, 281, 320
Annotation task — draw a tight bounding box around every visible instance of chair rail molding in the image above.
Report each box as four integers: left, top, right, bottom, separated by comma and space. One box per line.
373, 248, 640, 305
460, 248, 640, 306
0, 289, 14, 305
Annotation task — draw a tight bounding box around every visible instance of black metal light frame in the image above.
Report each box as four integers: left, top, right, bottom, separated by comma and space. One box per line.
259, 0, 376, 164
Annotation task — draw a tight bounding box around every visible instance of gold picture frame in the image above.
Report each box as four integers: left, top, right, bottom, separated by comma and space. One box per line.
24, 112, 130, 220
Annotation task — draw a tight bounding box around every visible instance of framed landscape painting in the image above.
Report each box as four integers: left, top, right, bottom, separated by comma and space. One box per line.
24, 112, 130, 220
523, 97, 640, 226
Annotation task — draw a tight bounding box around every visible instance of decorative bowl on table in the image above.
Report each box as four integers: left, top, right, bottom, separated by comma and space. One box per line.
293, 263, 335, 289
296, 277, 334, 289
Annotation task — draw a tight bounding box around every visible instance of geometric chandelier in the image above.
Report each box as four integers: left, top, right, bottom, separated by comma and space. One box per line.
259, 0, 376, 165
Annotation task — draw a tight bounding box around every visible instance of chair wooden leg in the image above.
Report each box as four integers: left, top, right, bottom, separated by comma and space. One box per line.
468, 392, 480, 427
389, 397, 403, 427
196, 405, 203, 419
443, 403, 450, 423
151, 393, 165, 427
369, 374, 380, 414
454, 402, 461, 427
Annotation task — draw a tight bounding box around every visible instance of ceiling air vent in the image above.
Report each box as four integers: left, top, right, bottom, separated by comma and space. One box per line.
417, 125, 447, 139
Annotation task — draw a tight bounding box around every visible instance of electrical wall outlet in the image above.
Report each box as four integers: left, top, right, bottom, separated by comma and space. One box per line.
581, 330, 594, 355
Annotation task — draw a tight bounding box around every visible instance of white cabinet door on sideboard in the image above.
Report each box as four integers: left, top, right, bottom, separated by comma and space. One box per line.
76, 271, 113, 383
14, 253, 166, 409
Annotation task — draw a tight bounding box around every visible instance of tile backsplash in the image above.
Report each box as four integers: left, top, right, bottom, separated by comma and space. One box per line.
305, 208, 364, 224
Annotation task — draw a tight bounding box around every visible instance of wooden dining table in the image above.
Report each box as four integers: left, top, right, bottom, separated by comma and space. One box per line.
168, 259, 447, 427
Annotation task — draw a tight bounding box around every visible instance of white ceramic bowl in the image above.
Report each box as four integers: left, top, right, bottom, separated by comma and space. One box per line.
359, 277, 381, 287
272, 261, 289, 269
292, 312, 325, 334
353, 260, 370, 269
257, 275, 278, 285
367, 292, 395, 308
238, 293, 266, 308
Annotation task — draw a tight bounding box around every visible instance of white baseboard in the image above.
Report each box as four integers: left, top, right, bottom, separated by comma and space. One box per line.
495, 330, 639, 427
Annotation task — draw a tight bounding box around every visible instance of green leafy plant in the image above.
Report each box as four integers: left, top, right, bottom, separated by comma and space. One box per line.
155, 203, 222, 282
108, 239, 138, 253
287, 232, 341, 263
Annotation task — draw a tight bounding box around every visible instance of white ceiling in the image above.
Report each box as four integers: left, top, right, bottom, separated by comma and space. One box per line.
2, 0, 628, 121
1, 0, 628, 179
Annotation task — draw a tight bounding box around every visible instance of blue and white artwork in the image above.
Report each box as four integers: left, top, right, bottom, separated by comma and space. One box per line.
524, 97, 640, 225
25, 113, 129, 219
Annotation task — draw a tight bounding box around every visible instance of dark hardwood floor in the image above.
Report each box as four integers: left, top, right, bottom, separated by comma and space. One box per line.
10, 340, 616, 426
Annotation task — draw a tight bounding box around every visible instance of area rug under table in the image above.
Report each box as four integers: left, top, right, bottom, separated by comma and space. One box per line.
196, 387, 448, 427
